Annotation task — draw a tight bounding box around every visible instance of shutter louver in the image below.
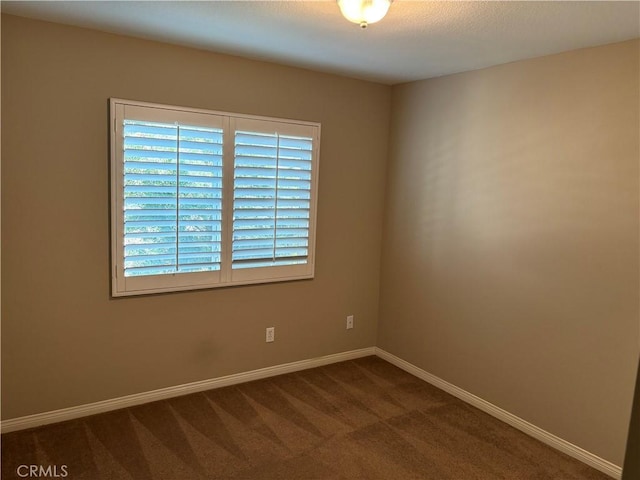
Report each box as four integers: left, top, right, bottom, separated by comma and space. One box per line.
123, 120, 223, 277
233, 130, 312, 269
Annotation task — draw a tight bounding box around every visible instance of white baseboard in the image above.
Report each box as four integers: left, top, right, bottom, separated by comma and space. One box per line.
1, 345, 624, 480
1, 347, 376, 434
374, 347, 622, 480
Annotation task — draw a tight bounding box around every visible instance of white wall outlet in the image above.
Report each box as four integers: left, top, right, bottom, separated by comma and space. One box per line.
346, 315, 354, 330
266, 327, 275, 343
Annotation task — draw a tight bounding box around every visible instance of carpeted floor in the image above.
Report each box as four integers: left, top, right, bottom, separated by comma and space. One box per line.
2, 356, 610, 479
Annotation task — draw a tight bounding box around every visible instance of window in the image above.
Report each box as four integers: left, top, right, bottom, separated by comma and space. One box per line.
110, 99, 320, 296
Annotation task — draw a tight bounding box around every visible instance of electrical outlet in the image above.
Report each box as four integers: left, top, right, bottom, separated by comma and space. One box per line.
266, 327, 275, 343
346, 315, 354, 330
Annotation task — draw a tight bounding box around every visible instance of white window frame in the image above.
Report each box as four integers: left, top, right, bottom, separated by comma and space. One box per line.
110, 98, 321, 297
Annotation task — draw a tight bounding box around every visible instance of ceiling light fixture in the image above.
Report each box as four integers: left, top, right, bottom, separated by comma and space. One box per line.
337, 0, 392, 29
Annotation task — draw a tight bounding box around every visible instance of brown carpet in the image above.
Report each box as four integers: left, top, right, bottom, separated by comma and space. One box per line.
2, 357, 610, 479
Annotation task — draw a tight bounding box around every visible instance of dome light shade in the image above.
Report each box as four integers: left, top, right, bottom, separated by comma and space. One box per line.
337, 0, 392, 29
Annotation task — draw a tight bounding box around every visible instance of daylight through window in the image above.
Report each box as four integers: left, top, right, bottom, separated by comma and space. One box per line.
111, 99, 320, 296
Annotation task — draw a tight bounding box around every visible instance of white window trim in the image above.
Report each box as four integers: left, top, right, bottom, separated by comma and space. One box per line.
110, 98, 321, 297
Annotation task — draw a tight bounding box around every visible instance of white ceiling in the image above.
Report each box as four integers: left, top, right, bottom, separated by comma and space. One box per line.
2, 1, 639, 84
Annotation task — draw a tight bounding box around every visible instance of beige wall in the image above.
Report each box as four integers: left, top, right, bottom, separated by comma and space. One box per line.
1, 15, 390, 419
3, 11, 639, 469
378, 39, 640, 465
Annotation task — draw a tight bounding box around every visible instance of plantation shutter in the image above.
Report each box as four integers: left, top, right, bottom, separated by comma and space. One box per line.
231, 118, 317, 280
114, 103, 225, 293
111, 99, 319, 296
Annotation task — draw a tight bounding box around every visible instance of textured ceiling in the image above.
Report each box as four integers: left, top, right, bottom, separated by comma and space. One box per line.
3, 1, 639, 84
